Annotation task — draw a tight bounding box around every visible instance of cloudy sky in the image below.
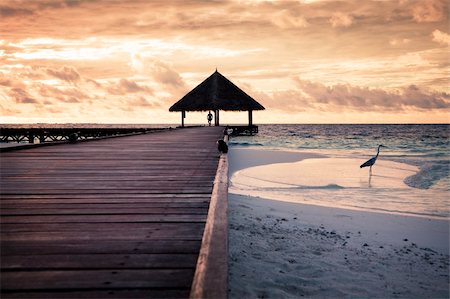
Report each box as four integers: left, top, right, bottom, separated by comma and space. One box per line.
1, 0, 449, 124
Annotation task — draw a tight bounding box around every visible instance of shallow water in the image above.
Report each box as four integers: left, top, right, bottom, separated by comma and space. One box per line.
229, 124, 449, 219
229, 124, 449, 190
230, 153, 449, 219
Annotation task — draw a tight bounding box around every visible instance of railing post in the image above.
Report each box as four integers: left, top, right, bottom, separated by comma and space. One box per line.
28, 132, 34, 144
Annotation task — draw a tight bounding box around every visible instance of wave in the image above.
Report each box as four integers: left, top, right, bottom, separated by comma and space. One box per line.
302, 134, 315, 138
352, 131, 370, 137
229, 141, 264, 147
286, 184, 345, 190
345, 204, 450, 219
404, 162, 449, 190
235, 183, 346, 191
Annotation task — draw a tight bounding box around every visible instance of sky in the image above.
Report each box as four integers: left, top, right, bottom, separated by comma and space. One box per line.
0, 0, 449, 124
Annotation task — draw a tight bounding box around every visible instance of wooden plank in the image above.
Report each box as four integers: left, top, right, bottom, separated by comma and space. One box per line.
1, 207, 209, 215
1, 214, 207, 223
0, 198, 211, 205
2, 190, 214, 196
1, 222, 205, 233
1, 189, 214, 195
1, 177, 214, 183
1, 289, 189, 299
1, 226, 205, 242
0, 202, 209, 209
1, 193, 212, 199
1, 253, 198, 270
1, 184, 212, 189
1, 269, 195, 290
1, 240, 201, 255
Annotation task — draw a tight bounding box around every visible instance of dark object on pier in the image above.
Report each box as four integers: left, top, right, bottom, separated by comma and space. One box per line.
68, 132, 78, 143
217, 139, 228, 153
169, 70, 265, 129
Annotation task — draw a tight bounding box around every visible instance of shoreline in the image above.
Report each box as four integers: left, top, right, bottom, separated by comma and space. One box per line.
228, 147, 449, 298
229, 147, 449, 220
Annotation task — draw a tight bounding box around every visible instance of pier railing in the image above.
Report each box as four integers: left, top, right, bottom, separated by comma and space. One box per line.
0, 127, 168, 144
227, 125, 258, 136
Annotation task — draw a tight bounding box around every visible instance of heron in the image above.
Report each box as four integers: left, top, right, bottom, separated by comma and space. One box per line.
360, 145, 385, 172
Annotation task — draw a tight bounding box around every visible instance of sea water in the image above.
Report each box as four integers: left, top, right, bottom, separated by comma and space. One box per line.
229, 124, 449, 219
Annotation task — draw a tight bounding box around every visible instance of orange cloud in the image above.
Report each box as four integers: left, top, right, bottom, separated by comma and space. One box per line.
9, 87, 38, 104
293, 79, 450, 111
106, 79, 154, 95
412, 0, 446, 23
329, 12, 353, 28
432, 29, 450, 45
151, 62, 186, 90
46, 66, 81, 83
272, 10, 309, 29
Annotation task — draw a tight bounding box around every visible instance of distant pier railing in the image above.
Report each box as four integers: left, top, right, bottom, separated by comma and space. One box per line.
227, 125, 258, 136
0, 127, 168, 144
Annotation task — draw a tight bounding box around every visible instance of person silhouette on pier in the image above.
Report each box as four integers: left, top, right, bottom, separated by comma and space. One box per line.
207, 111, 213, 126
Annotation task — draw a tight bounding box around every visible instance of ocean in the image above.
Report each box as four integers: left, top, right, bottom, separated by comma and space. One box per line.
229, 124, 449, 219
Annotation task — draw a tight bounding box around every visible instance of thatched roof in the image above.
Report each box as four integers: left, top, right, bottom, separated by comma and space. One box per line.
169, 70, 265, 112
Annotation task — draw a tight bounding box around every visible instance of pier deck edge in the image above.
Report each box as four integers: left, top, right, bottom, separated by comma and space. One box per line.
190, 153, 228, 299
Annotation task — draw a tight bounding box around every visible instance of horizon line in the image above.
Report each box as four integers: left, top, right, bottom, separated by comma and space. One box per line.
1, 123, 449, 126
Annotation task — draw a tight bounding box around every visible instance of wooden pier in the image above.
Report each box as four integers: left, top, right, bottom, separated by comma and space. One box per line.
0, 126, 227, 299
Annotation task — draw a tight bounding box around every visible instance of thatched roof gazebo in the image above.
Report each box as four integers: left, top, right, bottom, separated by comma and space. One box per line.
169, 70, 265, 128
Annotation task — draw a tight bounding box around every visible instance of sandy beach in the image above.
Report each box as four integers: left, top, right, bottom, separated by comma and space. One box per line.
228, 148, 449, 298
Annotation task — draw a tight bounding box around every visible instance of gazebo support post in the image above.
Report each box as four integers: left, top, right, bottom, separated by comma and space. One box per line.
214, 110, 220, 126
181, 111, 186, 127
248, 110, 253, 127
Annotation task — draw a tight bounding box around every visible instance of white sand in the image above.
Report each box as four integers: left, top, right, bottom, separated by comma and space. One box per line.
228, 148, 449, 298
